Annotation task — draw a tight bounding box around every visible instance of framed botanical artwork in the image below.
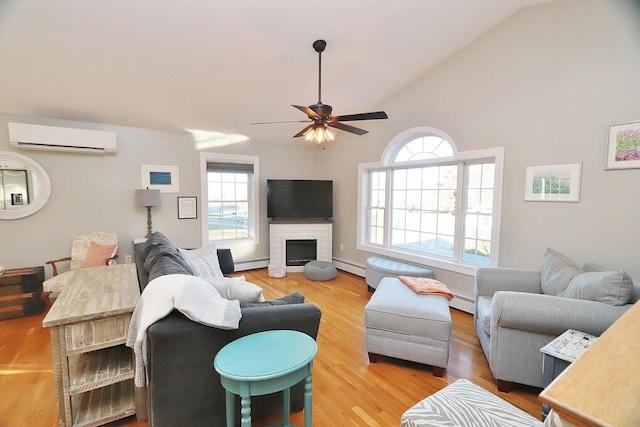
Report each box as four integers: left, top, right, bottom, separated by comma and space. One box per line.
606, 120, 640, 170
141, 165, 179, 193
524, 163, 582, 202
178, 196, 197, 219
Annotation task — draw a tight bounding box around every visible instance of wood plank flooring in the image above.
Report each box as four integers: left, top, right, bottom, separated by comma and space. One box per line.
0, 268, 543, 426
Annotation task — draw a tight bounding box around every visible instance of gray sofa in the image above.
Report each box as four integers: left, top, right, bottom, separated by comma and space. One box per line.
133, 232, 322, 426
474, 249, 639, 392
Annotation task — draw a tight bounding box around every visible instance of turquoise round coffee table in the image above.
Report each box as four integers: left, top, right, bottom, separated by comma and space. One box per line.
214, 330, 318, 427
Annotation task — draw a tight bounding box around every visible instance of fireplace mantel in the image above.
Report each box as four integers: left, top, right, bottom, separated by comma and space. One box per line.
269, 222, 332, 273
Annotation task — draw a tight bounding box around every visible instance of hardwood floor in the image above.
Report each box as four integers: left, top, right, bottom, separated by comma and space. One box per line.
0, 268, 543, 426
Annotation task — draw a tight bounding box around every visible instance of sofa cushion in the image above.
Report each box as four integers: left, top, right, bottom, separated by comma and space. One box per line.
476, 296, 493, 336
142, 232, 194, 277
240, 292, 305, 308
179, 243, 223, 277
204, 276, 265, 303
149, 255, 192, 283
541, 248, 581, 296
561, 270, 633, 306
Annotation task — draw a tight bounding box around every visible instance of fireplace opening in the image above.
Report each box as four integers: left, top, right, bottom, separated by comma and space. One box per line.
286, 239, 317, 266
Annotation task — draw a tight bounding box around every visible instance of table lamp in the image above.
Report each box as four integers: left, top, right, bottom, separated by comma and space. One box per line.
135, 188, 161, 238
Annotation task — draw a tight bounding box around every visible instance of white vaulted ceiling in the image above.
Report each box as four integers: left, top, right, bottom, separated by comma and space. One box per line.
0, 0, 552, 144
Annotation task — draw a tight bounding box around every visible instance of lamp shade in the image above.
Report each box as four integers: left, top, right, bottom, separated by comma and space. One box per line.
135, 189, 161, 207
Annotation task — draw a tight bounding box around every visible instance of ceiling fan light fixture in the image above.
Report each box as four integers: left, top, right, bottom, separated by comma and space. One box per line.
304, 124, 334, 144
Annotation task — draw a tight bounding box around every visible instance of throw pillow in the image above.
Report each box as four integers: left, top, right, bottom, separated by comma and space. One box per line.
240, 291, 305, 308
561, 270, 633, 306
81, 242, 117, 268
183, 252, 224, 278
217, 248, 235, 276
204, 276, 265, 303
179, 243, 224, 278
540, 248, 581, 296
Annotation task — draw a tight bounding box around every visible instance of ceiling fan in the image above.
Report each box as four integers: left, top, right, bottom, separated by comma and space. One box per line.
252, 39, 388, 144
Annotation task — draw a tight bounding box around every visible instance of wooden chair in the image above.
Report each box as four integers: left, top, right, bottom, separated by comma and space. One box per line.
43, 231, 118, 294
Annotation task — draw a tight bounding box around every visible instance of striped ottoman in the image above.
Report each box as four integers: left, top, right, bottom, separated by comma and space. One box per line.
401, 379, 542, 427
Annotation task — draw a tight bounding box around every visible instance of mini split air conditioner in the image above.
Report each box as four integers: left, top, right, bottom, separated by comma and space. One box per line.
8, 122, 117, 154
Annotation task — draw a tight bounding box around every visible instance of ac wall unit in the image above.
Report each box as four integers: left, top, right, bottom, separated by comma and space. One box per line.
8, 122, 117, 154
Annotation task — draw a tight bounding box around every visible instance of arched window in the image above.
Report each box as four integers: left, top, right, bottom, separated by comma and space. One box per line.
358, 128, 503, 273
394, 135, 454, 161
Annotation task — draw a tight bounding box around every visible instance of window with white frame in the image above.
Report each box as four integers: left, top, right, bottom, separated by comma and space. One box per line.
358, 128, 503, 274
200, 153, 259, 245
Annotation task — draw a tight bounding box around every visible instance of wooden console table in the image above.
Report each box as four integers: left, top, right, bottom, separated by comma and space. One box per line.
43, 264, 140, 427
0, 266, 44, 320
540, 302, 640, 426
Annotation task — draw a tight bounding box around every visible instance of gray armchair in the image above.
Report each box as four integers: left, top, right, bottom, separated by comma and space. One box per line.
474, 265, 639, 392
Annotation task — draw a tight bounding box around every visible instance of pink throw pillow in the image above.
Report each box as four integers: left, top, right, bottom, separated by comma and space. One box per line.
81, 242, 117, 268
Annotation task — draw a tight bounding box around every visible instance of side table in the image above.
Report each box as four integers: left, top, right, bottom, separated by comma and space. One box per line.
540, 329, 597, 419
0, 266, 44, 320
214, 330, 318, 427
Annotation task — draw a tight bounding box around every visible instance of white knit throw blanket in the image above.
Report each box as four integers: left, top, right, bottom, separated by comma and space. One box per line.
126, 274, 242, 387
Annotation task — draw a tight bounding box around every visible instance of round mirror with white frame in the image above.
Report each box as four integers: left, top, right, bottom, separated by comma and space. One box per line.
0, 151, 51, 220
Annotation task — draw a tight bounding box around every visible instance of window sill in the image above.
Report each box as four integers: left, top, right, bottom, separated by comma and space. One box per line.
208, 236, 258, 249
357, 242, 479, 277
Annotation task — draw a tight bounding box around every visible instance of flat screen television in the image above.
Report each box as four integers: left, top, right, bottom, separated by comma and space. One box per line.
267, 179, 333, 220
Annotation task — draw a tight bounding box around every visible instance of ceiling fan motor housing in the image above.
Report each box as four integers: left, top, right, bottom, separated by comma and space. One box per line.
309, 103, 333, 119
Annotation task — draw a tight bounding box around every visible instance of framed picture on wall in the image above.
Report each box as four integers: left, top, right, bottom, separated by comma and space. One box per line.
606, 120, 640, 170
177, 196, 197, 219
141, 165, 180, 193
524, 163, 582, 202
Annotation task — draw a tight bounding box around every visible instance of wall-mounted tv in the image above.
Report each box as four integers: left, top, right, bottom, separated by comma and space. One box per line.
267, 179, 333, 220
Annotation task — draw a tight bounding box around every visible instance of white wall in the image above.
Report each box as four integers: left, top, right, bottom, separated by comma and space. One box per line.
2, 0, 639, 303
0, 113, 317, 277
320, 0, 640, 303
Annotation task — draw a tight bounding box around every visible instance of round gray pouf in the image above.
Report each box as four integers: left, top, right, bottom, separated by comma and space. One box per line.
304, 260, 337, 281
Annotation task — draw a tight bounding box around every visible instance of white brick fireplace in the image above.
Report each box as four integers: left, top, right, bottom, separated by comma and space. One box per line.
269, 222, 333, 273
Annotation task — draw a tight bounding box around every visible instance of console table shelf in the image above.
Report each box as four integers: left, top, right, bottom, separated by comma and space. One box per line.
71, 380, 135, 427
68, 345, 135, 395
43, 264, 139, 427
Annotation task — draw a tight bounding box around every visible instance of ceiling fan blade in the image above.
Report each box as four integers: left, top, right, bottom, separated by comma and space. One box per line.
250, 119, 311, 125
328, 122, 369, 136
331, 111, 388, 122
292, 105, 321, 120
293, 124, 314, 138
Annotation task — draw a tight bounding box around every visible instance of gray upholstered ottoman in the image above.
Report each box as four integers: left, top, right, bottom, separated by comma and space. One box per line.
303, 260, 337, 281
365, 256, 433, 291
401, 378, 542, 427
364, 277, 451, 376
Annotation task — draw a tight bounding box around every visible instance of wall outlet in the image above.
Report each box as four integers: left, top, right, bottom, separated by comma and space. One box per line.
339, 243, 344, 251
125, 255, 132, 264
